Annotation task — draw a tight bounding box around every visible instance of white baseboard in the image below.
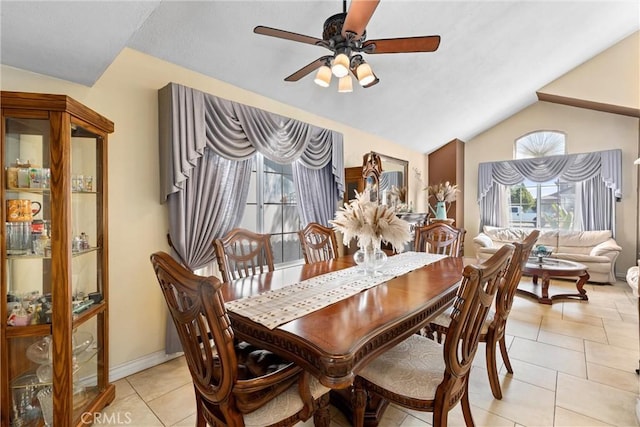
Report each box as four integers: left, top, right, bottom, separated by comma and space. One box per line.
109, 350, 183, 382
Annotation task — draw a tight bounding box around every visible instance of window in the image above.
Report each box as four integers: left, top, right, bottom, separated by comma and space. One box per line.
509, 131, 576, 231
515, 130, 566, 159
240, 153, 302, 265
509, 179, 576, 230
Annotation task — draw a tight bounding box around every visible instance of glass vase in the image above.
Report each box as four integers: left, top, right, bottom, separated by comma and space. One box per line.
354, 241, 387, 276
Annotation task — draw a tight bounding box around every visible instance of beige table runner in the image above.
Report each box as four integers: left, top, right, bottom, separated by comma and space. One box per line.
225, 251, 447, 329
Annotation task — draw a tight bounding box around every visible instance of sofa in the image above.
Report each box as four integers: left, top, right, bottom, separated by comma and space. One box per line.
473, 226, 622, 284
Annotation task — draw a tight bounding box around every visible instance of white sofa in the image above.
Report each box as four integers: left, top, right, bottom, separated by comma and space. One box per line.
473, 226, 622, 284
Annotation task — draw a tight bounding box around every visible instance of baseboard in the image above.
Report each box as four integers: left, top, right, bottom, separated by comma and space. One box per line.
109, 350, 184, 382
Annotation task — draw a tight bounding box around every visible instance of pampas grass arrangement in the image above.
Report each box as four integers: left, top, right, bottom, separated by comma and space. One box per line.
331, 190, 411, 253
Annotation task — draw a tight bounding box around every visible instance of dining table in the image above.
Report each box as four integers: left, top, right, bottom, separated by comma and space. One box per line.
221, 251, 464, 423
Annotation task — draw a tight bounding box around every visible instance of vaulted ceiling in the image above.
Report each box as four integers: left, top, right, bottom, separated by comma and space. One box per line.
1, 1, 638, 153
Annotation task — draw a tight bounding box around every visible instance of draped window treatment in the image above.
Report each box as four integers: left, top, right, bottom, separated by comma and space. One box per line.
158, 82, 344, 353
477, 149, 622, 233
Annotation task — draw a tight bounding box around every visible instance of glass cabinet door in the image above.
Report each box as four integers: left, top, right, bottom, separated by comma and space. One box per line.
4, 116, 53, 427
69, 119, 106, 418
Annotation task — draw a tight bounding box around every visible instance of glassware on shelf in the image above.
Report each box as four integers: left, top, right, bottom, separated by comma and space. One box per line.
10, 373, 46, 425
36, 387, 53, 427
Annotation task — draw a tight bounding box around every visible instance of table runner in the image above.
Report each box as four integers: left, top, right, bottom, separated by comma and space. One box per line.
225, 251, 447, 329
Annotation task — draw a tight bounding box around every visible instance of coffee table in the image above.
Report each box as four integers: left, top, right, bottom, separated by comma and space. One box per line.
519, 257, 589, 304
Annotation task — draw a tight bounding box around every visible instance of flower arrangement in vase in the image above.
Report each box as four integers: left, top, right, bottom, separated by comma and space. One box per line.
331, 189, 411, 274
426, 181, 458, 220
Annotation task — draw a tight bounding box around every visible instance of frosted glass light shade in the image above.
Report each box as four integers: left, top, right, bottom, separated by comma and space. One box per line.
635, 157, 640, 165
314, 65, 331, 87
356, 63, 375, 86
338, 75, 353, 93
332, 53, 350, 78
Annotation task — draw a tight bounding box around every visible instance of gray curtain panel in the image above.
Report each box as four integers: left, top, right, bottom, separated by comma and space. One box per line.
477, 149, 622, 232
292, 161, 339, 227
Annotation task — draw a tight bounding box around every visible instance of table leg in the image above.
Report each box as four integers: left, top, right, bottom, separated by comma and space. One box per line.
575, 272, 589, 298
330, 389, 389, 426
548, 271, 589, 303
539, 273, 552, 305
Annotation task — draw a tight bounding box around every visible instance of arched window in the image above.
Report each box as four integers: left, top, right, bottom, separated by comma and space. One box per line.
514, 130, 566, 159
510, 131, 574, 230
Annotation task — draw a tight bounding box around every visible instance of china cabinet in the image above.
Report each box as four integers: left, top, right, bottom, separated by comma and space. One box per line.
1, 91, 114, 426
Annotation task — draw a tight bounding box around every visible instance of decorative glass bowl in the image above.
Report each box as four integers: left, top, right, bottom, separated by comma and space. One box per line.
531, 245, 553, 263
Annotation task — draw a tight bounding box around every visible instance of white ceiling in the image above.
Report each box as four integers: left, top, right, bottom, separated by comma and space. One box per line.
1, 1, 638, 153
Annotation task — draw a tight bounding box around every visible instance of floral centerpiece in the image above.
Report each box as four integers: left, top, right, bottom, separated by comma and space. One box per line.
426, 181, 458, 220
331, 189, 411, 274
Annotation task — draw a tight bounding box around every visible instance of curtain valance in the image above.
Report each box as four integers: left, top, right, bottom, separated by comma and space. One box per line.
159, 82, 344, 202
478, 149, 622, 202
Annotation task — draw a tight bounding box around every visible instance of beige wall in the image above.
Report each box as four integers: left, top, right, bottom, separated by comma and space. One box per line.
1, 48, 427, 373
464, 32, 640, 275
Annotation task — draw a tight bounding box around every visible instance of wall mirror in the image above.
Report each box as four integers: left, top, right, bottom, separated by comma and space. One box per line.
377, 153, 409, 202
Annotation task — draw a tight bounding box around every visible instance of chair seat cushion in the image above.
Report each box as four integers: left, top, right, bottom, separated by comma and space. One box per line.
243, 375, 329, 426
430, 307, 494, 335
357, 334, 444, 400
225, 341, 302, 413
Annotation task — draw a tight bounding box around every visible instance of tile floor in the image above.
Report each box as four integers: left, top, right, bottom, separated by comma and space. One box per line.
103, 277, 640, 426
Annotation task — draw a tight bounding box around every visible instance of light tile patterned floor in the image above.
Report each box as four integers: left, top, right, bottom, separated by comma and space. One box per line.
102, 278, 640, 426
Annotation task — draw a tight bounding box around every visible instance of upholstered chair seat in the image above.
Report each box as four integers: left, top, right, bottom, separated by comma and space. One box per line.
357, 334, 445, 401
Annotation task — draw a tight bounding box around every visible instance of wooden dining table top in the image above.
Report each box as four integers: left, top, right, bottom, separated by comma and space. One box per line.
221, 254, 464, 389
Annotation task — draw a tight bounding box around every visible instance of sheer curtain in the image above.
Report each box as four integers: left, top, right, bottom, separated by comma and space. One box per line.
477, 150, 622, 233
158, 82, 344, 352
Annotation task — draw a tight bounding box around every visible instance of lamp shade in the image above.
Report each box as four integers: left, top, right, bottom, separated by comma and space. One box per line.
332, 53, 350, 78
356, 62, 375, 86
338, 75, 353, 93
314, 65, 332, 88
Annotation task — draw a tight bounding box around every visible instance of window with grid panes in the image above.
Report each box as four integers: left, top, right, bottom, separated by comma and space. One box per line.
239, 154, 303, 265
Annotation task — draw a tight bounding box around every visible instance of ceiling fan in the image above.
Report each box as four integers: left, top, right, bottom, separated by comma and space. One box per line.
254, 0, 441, 91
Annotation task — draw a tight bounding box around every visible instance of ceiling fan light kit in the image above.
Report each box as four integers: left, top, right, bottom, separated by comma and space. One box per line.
351, 54, 375, 86
331, 52, 351, 77
254, 0, 440, 92
314, 64, 333, 87
338, 75, 354, 93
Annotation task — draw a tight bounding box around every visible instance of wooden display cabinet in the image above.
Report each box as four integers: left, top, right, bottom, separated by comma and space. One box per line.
1, 91, 114, 426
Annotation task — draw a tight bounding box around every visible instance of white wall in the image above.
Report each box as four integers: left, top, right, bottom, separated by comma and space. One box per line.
1, 48, 428, 373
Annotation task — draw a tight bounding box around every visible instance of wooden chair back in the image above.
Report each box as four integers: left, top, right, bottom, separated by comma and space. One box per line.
493, 230, 540, 330
150, 251, 328, 426
414, 223, 465, 257
214, 228, 274, 283
438, 244, 514, 413
298, 223, 339, 263
150, 251, 241, 424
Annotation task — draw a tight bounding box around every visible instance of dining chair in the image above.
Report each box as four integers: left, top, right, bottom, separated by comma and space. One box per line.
352, 244, 515, 427
429, 229, 540, 399
214, 228, 275, 283
414, 222, 466, 257
150, 251, 330, 427
298, 222, 339, 263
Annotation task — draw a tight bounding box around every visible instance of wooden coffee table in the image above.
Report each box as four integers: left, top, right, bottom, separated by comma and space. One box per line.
519, 258, 589, 304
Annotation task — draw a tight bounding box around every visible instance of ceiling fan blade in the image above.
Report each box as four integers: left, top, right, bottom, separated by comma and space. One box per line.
363, 35, 441, 54
285, 56, 332, 82
254, 26, 323, 47
342, 0, 380, 38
